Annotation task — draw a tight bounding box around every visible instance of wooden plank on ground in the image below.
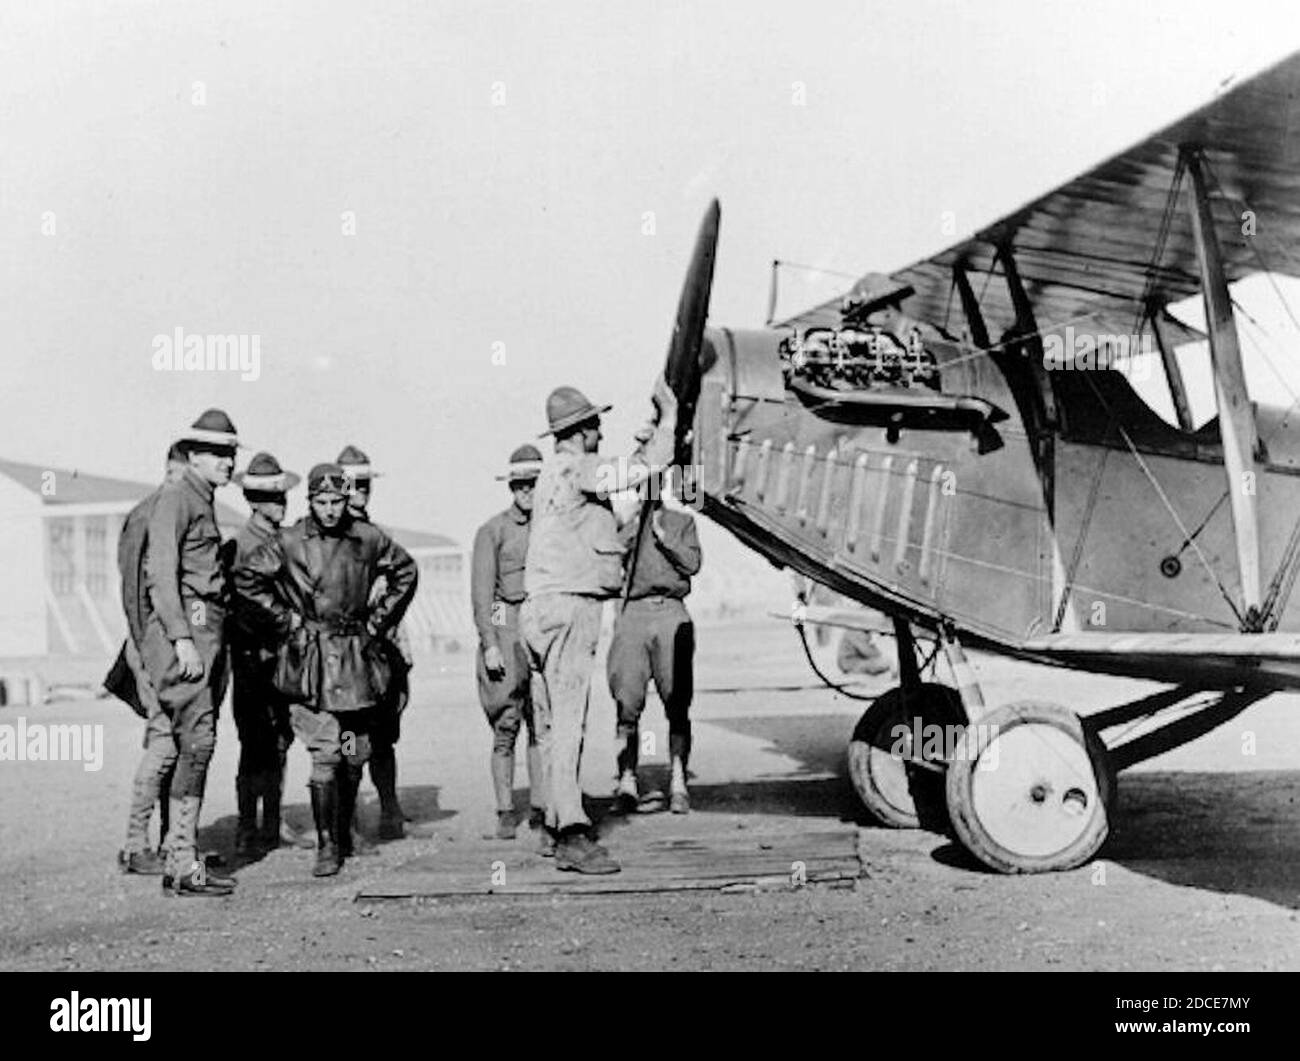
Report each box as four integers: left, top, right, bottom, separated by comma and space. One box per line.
356, 828, 863, 900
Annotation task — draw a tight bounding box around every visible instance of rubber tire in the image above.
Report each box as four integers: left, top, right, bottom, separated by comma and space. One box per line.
945, 701, 1117, 874
847, 683, 965, 830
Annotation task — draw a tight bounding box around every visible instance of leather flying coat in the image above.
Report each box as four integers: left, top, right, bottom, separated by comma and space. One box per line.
234, 512, 418, 714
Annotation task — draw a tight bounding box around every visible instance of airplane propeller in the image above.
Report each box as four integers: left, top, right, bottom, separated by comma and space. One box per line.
622, 200, 720, 612
661, 198, 720, 466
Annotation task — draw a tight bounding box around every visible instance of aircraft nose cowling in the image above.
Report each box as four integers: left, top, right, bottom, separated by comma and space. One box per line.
659, 199, 720, 466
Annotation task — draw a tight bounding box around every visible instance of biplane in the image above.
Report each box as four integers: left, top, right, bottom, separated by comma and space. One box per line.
652, 50, 1300, 873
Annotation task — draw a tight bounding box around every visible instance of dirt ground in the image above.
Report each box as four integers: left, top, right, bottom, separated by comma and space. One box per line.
1, 619, 1298, 972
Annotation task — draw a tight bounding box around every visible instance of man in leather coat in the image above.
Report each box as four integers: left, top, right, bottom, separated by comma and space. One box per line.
234, 462, 418, 878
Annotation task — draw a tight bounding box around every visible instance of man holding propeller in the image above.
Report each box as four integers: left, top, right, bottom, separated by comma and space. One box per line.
521, 378, 678, 874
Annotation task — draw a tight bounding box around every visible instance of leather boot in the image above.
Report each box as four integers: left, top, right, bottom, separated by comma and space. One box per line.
267, 759, 313, 849
259, 770, 313, 850
309, 780, 340, 877
256, 769, 280, 850
235, 774, 259, 857
371, 744, 406, 839
336, 764, 364, 859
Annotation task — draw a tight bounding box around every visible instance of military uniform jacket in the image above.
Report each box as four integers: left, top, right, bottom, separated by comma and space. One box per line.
621, 507, 701, 600
524, 420, 676, 599
471, 503, 530, 649
145, 467, 227, 642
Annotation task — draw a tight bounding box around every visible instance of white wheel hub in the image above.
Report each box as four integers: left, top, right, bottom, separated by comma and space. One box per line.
969, 722, 1101, 858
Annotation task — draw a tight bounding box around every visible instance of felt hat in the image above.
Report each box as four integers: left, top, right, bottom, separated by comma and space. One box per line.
180, 408, 239, 450
234, 451, 300, 494
495, 443, 543, 482
539, 386, 611, 438
336, 444, 381, 480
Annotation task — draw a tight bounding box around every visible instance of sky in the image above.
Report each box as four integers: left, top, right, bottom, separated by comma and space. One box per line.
3, 0, 1300, 549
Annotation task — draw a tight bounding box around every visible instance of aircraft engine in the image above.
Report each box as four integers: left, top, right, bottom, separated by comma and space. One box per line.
781, 326, 940, 392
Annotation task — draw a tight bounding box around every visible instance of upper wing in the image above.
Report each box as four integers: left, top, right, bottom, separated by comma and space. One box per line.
782, 51, 1300, 343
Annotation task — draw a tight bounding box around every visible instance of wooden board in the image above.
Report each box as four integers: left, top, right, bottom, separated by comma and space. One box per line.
355, 828, 863, 900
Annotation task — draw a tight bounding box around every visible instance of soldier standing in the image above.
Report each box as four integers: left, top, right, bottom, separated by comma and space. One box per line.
109, 441, 186, 874
607, 477, 702, 815
521, 378, 677, 873
140, 409, 240, 897
336, 444, 413, 840
226, 452, 302, 857
471, 444, 544, 840
235, 463, 418, 877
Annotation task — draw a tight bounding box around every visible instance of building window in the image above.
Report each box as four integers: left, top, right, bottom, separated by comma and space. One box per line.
47, 518, 76, 597
85, 516, 108, 597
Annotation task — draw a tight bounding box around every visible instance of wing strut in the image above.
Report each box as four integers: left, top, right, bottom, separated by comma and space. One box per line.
952, 263, 992, 349
998, 245, 1058, 515
1184, 148, 1262, 624
1147, 304, 1195, 432
953, 258, 1056, 515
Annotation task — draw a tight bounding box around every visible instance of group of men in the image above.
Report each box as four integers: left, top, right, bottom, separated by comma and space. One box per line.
110, 408, 419, 895
110, 369, 698, 889
471, 375, 701, 874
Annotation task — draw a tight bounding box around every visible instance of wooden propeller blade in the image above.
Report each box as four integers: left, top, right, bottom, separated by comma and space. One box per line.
663, 199, 720, 463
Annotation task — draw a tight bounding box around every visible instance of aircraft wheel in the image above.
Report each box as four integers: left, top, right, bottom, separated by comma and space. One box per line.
847, 683, 964, 830
945, 702, 1116, 874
